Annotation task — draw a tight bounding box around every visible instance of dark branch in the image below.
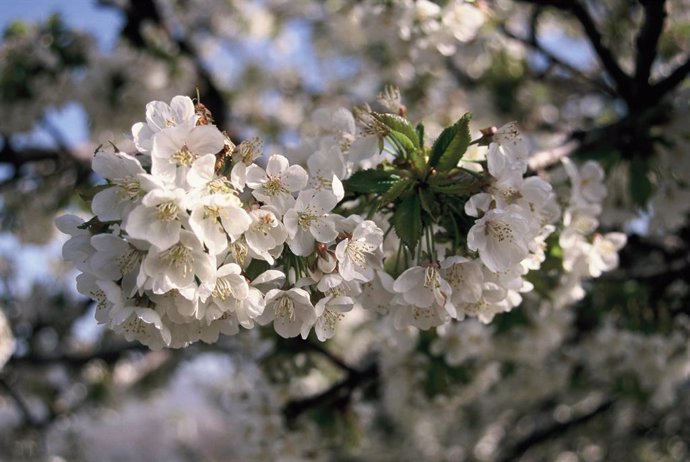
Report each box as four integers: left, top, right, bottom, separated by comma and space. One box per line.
496, 399, 614, 462
10, 344, 147, 367
520, 0, 632, 102
633, 0, 667, 92
499, 20, 616, 96
98, 0, 229, 131
650, 55, 690, 101
282, 362, 378, 421
0, 375, 45, 428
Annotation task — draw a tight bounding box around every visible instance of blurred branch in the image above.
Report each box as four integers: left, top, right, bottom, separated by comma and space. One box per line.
649, 55, 690, 101
0, 374, 46, 428
519, 0, 632, 103
98, 0, 230, 131
633, 0, 667, 93
496, 398, 614, 462
283, 361, 378, 421
528, 140, 579, 170
11, 344, 147, 368
500, 11, 616, 96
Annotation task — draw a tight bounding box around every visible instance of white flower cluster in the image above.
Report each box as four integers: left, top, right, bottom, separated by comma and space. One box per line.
553, 158, 627, 308
388, 124, 559, 328
58, 96, 385, 349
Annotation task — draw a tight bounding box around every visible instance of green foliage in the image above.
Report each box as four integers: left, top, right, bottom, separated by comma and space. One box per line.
379, 177, 415, 205
372, 112, 420, 148
344, 169, 400, 194
629, 155, 653, 208
393, 194, 422, 249
429, 113, 472, 172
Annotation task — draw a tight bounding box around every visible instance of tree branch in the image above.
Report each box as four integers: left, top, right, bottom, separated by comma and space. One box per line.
520, 0, 632, 102
649, 55, 690, 101
98, 0, 229, 131
0, 375, 45, 428
282, 362, 378, 421
633, 0, 667, 92
496, 398, 614, 462
499, 22, 616, 97
10, 344, 147, 368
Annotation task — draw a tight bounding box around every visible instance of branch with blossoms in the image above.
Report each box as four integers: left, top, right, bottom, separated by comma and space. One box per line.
56, 89, 625, 350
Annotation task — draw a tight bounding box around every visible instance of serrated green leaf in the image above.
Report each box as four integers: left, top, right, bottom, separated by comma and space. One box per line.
393, 195, 422, 249
629, 156, 652, 207
429, 113, 472, 171
344, 169, 398, 194
379, 177, 414, 205
373, 112, 420, 147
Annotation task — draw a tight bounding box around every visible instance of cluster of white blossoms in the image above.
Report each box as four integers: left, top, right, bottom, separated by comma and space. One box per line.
57, 95, 386, 349
58, 93, 625, 349
387, 125, 559, 328
553, 158, 627, 308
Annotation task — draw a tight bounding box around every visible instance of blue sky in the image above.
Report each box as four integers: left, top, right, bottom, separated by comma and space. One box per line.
0, 0, 122, 50
1, 1, 122, 148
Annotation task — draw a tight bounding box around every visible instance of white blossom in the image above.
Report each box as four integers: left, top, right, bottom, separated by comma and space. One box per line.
245, 154, 308, 214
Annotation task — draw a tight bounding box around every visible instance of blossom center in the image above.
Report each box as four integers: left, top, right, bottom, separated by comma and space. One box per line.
156, 201, 179, 221
212, 278, 235, 301
115, 176, 143, 201
160, 244, 194, 275
485, 221, 514, 243
172, 144, 196, 167
275, 296, 296, 321
264, 176, 287, 196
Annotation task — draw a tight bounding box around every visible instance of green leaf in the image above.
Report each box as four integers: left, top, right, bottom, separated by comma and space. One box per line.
393, 195, 422, 249
429, 113, 472, 171
373, 112, 420, 147
429, 170, 485, 196
418, 187, 438, 219
416, 123, 425, 149
629, 156, 653, 208
344, 169, 399, 194
379, 177, 415, 205
388, 130, 417, 158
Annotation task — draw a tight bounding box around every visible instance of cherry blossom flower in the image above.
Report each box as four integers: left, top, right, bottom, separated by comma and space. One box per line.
91, 150, 146, 222
283, 189, 339, 256
335, 220, 384, 282
245, 154, 308, 214
257, 288, 317, 339
132, 95, 197, 152
467, 207, 531, 273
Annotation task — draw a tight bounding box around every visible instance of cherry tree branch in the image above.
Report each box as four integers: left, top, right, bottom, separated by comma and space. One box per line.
282, 362, 378, 421
495, 398, 614, 462
519, 0, 632, 103
0, 374, 45, 428
98, 0, 230, 131
633, 0, 667, 91
499, 12, 616, 96
650, 55, 690, 101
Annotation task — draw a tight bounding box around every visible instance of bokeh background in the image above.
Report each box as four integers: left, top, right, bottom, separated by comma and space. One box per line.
1, 1, 690, 460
